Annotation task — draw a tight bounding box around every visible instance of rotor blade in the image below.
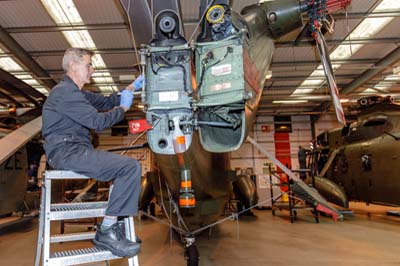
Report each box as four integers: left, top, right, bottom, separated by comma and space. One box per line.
315, 30, 346, 125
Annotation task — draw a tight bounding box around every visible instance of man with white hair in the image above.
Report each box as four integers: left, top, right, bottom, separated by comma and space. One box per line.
42, 47, 143, 257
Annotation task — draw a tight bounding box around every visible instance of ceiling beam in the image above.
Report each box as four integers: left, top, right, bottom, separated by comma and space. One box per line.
4, 23, 128, 33
0, 68, 46, 101
275, 37, 400, 47
0, 90, 22, 107
314, 46, 400, 112
0, 80, 41, 107
4, 11, 398, 34
0, 25, 56, 90
184, 11, 400, 27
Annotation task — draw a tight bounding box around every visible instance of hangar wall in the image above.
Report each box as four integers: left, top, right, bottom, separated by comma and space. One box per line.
230, 114, 341, 176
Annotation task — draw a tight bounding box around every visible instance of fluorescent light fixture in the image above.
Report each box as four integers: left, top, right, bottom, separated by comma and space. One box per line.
265, 70, 272, 79
120, 75, 137, 81
363, 88, 378, 94
0, 57, 24, 71
41, 0, 82, 25
363, 73, 400, 93
292, 0, 400, 95
384, 75, 400, 81
0, 49, 48, 94
300, 79, 325, 87
14, 74, 40, 86
273, 100, 308, 104
63, 31, 96, 49
292, 88, 314, 95
99, 86, 118, 93
35, 87, 50, 95
375, 0, 400, 11
41, 0, 118, 93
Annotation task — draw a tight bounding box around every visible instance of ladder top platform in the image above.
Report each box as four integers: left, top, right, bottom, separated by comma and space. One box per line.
45, 170, 91, 180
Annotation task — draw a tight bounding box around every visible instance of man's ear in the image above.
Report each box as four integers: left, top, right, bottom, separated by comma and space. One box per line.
69, 61, 77, 73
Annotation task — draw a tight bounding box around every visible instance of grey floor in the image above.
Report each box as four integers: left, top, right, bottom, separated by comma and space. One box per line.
1, 202, 400, 266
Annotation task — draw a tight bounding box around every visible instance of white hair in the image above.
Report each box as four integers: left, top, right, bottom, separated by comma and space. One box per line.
62, 48, 94, 72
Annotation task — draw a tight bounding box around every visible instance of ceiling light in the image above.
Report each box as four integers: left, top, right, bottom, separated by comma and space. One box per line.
120, 75, 137, 81
0, 57, 23, 71
41, 0, 118, 93
292, 0, 400, 96
363, 88, 378, 94
292, 88, 314, 95
265, 70, 272, 79
41, 0, 82, 25
0, 49, 48, 93
63, 31, 96, 49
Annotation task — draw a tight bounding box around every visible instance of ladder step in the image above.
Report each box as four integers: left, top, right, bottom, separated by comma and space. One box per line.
50, 232, 95, 243
45, 170, 91, 180
49, 202, 107, 220
49, 247, 120, 266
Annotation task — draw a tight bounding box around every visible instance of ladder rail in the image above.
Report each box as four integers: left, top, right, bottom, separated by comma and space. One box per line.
126, 217, 139, 266
43, 178, 52, 266
35, 170, 140, 266
34, 183, 46, 266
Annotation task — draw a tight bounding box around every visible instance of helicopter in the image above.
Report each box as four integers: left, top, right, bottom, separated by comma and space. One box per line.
313, 95, 400, 208
117, 0, 351, 264
0, 111, 43, 229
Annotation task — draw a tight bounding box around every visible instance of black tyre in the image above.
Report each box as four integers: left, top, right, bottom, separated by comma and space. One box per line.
185, 244, 199, 266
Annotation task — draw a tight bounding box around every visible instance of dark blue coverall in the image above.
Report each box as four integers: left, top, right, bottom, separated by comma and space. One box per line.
42, 75, 141, 216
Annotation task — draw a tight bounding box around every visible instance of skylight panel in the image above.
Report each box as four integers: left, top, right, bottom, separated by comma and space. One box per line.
0, 49, 48, 95
42, 0, 119, 93
291, 0, 400, 96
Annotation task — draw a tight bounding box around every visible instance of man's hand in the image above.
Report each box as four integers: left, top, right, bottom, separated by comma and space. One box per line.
126, 75, 144, 91
120, 89, 134, 111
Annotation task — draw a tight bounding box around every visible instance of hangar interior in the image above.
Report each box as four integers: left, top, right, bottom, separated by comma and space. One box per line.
0, 0, 400, 265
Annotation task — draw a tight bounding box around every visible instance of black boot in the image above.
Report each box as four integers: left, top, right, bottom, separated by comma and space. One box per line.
93, 223, 140, 257
117, 220, 142, 243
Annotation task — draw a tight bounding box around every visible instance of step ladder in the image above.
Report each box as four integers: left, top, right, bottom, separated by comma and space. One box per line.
34, 170, 139, 266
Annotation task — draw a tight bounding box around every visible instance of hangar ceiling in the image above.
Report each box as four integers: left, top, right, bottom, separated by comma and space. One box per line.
0, 0, 399, 118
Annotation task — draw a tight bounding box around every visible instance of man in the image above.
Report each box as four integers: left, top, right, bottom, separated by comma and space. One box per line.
42, 47, 143, 257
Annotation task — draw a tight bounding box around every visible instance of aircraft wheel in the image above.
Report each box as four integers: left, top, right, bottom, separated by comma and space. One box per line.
185, 244, 199, 266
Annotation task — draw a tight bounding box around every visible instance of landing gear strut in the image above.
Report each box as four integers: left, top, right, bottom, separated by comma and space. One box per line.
184, 237, 199, 266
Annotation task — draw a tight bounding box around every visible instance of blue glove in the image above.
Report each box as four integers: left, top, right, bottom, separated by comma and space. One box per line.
120, 89, 134, 110
132, 75, 144, 91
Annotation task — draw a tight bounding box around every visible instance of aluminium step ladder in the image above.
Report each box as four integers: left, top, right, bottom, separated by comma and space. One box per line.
34, 170, 139, 266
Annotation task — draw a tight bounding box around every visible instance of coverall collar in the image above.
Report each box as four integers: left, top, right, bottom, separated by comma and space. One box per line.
62, 74, 80, 91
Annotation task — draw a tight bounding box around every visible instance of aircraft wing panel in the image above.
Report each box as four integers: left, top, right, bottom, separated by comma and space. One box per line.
0, 116, 41, 165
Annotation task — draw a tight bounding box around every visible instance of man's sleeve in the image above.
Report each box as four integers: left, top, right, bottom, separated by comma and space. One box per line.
82, 90, 120, 110
58, 89, 125, 131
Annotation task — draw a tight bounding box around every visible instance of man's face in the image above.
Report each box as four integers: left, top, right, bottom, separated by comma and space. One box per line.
72, 54, 94, 86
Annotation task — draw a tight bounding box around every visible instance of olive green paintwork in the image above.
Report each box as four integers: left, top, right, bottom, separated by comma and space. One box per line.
317, 96, 400, 206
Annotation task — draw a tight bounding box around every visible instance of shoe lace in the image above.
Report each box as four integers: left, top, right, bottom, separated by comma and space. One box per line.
111, 223, 124, 241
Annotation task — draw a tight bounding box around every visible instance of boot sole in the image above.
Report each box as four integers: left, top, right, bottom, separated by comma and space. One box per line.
93, 239, 140, 258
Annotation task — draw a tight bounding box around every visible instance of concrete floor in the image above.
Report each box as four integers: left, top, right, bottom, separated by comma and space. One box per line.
1, 202, 400, 266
